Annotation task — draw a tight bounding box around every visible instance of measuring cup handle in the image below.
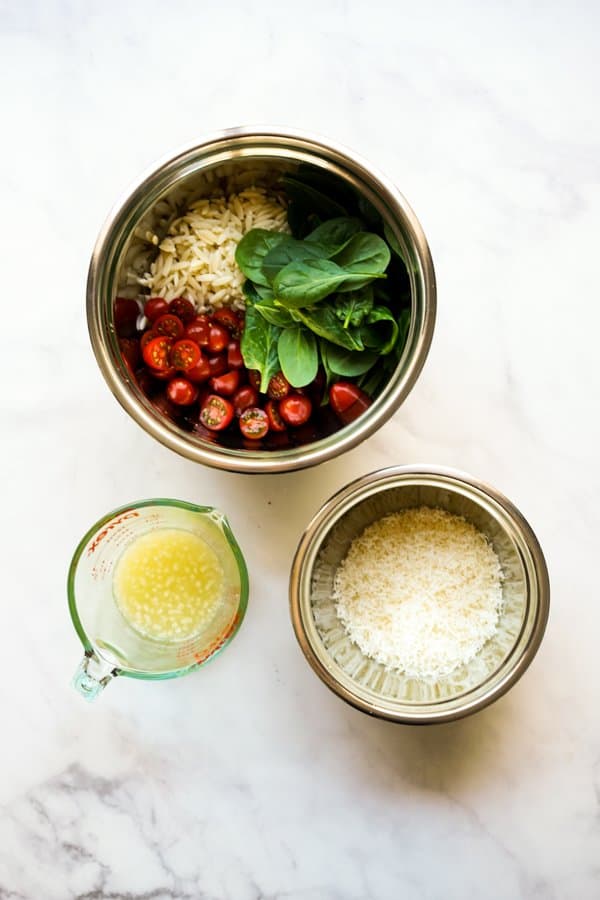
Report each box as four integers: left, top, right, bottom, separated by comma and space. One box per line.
72, 652, 116, 701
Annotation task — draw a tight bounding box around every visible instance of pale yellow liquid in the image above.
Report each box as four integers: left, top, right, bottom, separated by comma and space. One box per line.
113, 528, 224, 642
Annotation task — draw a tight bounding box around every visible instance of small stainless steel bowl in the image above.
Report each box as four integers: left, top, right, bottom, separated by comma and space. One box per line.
87, 126, 436, 473
290, 466, 550, 724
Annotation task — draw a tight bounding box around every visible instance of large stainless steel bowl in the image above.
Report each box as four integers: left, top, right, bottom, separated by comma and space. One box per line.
88, 127, 436, 473
290, 466, 550, 724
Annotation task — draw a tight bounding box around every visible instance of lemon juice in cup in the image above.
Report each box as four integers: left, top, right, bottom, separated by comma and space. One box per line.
68, 499, 248, 700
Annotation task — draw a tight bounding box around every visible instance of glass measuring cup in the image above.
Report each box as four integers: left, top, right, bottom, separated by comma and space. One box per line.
68, 499, 249, 700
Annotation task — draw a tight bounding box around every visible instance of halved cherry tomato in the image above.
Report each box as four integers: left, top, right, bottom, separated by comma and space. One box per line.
208, 321, 230, 353
329, 382, 371, 425
166, 377, 199, 406
149, 365, 176, 381
140, 330, 157, 350
248, 370, 262, 392
185, 315, 211, 347
267, 372, 290, 400
209, 370, 241, 397
154, 314, 184, 340
142, 335, 173, 371
144, 297, 169, 322
265, 399, 287, 432
207, 353, 228, 377
239, 407, 269, 440
200, 394, 235, 431
185, 354, 211, 384
233, 385, 259, 417
212, 307, 241, 337
227, 340, 244, 369
170, 339, 201, 373
168, 297, 195, 323
279, 393, 312, 426
119, 338, 140, 370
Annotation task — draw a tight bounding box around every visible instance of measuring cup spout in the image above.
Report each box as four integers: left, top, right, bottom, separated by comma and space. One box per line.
73, 652, 116, 701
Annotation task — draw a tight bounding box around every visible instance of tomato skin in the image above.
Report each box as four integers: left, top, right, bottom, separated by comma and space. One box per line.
279, 393, 312, 426
208, 322, 230, 353
119, 338, 140, 370
233, 385, 259, 417
185, 354, 211, 384
185, 315, 211, 347
154, 314, 185, 339
267, 372, 290, 400
212, 307, 241, 337
166, 377, 199, 406
149, 365, 176, 381
170, 339, 201, 373
227, 340, 244, 369
329, 382, 371, 424
206, 353, 228, 377
144, 297, 169, 322
209, 369, 241, 397
114, 298, 140, 337
200, 394, 235, 431
168, 297, 195, 323
140, 330, 157, 350
265, 400, 287, 432
248, 370, 262, 392
239, 406, 269, 440
142, 335, 174, 371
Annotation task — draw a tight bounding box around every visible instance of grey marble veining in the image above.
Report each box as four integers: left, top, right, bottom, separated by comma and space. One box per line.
1, 0, 599, 897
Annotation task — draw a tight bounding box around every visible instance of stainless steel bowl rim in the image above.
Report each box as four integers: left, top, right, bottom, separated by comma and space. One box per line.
87, 125, 436, 473
289, 465, 550, 724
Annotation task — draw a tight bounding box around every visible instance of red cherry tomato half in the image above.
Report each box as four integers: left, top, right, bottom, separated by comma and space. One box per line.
239, 406, 269, 440
208, 321, 230, 353
279, 393, 312, 426
168, 297, 195, 323
185, 315, 211, 347
227, 340, 244, 369
233, 385, 259, 417
140, 330, 157, 350
267, 372, 290, 400
212, 307, 241, 337
170, 339, 201, 373
207, 353, 228, 377
200, 394, 235, 431
185, 354, 211, 384
209, 369, 241, 397
142, 335, 173, 371
149, 365, 176, 381
166, 377, 199, 406
265, 400, 287, 432
153, 313, 184, 340
144, 297, 169, 322
119, 338, 140, 370
248, 370, 262, 392
329, 382, 371, 424
114, 297, 140, 337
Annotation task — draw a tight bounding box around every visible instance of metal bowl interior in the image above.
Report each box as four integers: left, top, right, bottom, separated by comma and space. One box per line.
290, 466, 550, 724
87, 127, 436, 473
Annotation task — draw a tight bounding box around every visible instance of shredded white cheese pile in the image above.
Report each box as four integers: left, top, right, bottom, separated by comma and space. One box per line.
333, 507, 503, 680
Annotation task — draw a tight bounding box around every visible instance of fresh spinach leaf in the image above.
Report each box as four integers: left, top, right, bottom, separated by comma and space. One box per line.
305, 217, 362, 256
254, 294, 296, 328
333, 232, 391, 279
277, 327, 318, 387
321, 341, 378, 377
294, 305, 364, 351
261, 236, 325, 285
235, 229, 289, 288
242, 279, 261, 304
360, 306, 399, 355
332, 285, 374, 328
383, 221, 407, 264
273, 258, 350, 306
240, 305, 281, 392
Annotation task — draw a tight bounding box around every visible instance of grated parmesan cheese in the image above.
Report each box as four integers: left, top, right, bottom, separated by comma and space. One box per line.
333, 507, 503, 681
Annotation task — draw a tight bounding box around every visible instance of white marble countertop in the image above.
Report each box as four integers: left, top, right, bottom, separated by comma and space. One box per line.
2, 1, 599, 897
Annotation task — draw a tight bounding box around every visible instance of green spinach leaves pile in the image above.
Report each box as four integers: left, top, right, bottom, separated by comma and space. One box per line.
235, 166, 411, 397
